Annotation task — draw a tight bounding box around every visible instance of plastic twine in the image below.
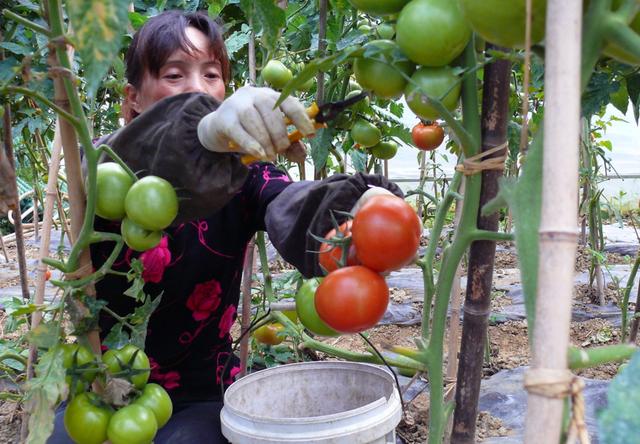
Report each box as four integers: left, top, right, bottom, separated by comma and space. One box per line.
454, 142, 508, 176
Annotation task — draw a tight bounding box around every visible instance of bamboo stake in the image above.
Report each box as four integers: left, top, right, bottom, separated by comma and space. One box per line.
0, 233, 8, 262
239, 240, 256, 378
26, 126, 63, 382
524, 1, 583, 442
451, 47, 511, 443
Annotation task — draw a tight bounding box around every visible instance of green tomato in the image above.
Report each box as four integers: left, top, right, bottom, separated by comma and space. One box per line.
370, 140, 398, 160
124, 176, 178, 231
404, 66, 461, 120
261, 60, 293, 89
107, 404, 158, 444
351, 119, 382, 148
60, 344, 98, 394
295, 278, 340, 337
458, 0, 547, 49
348, 0, 411, 16
95, 163, 134, 221
376, 23, 395, 40
133, 383, 173, 428
64, 392, 113, 444
396, 0, 472, 67
121, 217, 162, 252
345, 89, 371, 116
103, 344, 151, 390
354, 40, 416, 99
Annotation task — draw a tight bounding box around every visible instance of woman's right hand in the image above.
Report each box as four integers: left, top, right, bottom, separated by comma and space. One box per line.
197, 86, 316, 162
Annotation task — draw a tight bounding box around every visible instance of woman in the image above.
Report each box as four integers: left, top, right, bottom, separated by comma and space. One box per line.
50, 10, 401, 443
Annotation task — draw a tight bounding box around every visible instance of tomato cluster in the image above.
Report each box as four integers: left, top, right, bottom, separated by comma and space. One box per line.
298, 195, 421, 335
96, 163, 178, 252
61, 344, 173, 444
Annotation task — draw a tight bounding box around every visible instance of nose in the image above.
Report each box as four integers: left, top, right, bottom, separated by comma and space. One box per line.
184, 74, 207, 93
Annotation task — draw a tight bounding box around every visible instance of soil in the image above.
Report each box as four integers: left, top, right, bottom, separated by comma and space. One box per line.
0, 232, 637, 443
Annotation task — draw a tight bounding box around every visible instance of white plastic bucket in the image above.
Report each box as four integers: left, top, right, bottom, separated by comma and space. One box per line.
220, 361, 403, 443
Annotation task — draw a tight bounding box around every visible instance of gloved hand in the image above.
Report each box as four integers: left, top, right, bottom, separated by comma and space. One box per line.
197, 86, 316, 161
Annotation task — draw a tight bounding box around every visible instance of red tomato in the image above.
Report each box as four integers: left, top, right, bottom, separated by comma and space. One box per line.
412, 122, 445, 151
318, 221, 359, 273
315, 266, 389, 333
351, 195, 422, 272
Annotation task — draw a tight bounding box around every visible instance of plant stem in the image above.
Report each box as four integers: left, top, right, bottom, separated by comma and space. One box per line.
1, 86, 78, 126
568, 344, 637, 369
255, 231, 274, 300
1, 9, 51, 36
621, 252, 640, 341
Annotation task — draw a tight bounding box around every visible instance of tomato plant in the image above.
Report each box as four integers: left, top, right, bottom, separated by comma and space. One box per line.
121, 217, 162, 252
64, 392, 113, 444
103, 344, 151, 390
95, 162, 133, 221
296, 278, 340, 337
405, 66, 461, 120
351, 195, 422, 272
412, 122, 445, 151
396, 0, 471, 67
458, 0, 547, 49
107, 404, 158, 444
318, 220, 359, 273
315, 266, 389, 333
133, 383, 173, 428
348, 0, 410, 15
354, 40, 415, 99
253, 323, 286, 345
124, 176, 178, 231
370, 140, 398, 160
261, 59, 293, 89
351, 119, 381, 147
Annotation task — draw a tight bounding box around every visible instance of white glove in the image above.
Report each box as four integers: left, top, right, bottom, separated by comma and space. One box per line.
350, 186, 395, 214
197, 86, 316, 161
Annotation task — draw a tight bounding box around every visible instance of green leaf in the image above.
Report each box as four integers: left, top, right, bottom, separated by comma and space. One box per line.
582, 72, 618, 117
598, 350, 640, 443
128, 11, 148, 31
0, 42, 32, 56
626, 72, 640, 124
208, 0, 229, 16
503, 130, 543, 340
310, 127, 334, 172
239, 0, 285, 52
26, 322, 60, 350
66, 0, 130, 97
102, 323, 128, 350
610, 79, 629, 116
128, 293, 163, 349
225, 25, 251, 60
24, 347, 66, 444
350, 148, 367, 172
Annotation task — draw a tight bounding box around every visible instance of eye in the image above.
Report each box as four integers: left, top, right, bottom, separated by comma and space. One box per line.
205, 71, 221, 80
163, 73, 182, 80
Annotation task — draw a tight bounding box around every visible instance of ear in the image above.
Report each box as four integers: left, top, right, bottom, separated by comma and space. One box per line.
122, 83, 141, 124
124, 83, 142, 114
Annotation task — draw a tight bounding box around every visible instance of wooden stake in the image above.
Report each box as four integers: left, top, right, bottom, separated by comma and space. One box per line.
524, 2, 583, 442
451, 46, 511, 444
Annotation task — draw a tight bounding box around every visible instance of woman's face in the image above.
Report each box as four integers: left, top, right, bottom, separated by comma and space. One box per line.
126, 26, 226, 115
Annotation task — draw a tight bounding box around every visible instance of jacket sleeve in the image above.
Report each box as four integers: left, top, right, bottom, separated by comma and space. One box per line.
98, 92, 249, 224
264, 173, 403, 278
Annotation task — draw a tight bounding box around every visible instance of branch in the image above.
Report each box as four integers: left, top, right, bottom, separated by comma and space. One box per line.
97, 144, 138, 182
2, 9, 52, 37
604, 19, 640, 62
469, 229, 515, 243
1, 86, 79, 128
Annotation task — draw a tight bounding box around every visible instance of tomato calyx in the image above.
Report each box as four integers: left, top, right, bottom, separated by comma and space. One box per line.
309, 211, 359, 274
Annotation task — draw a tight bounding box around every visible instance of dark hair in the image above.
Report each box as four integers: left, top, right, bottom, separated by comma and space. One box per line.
125, 10, 230, 88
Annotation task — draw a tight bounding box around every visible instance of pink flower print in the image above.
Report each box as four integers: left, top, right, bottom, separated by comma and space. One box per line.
140, 236, 171, 283
218, 305, 236, 338
186, 279, 223, 321
215, 353, 241, 385
149, 358, 181, 390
